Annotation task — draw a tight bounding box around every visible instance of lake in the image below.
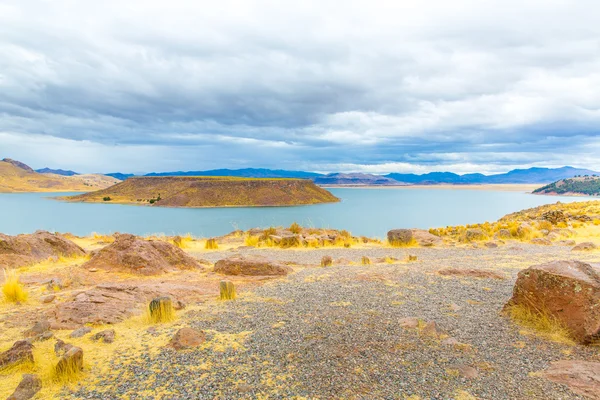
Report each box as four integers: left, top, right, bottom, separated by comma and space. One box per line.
0, 188, 586, 238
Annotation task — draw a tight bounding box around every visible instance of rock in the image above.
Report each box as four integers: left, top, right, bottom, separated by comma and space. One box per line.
484, 242, 498, 248
558, 239, 577, 246
495, 229, 511, 239
465, 228, 487, 241
34, 331, 54, 342
214, 255, 292, 276
54, 339, 73, 356
0, 340, 34, 368
451, 364, 479, 379
505, 260, 600, 344
50, 283, 196, 326
441, 337, 460, 346
70, 326, 92, 338
530, 238, 551, 246
388, 229, 441, 246
40, 294, 55, 303
421, 321, 442, 337
55, 346, 83, 375
335, 257, 352, 265
437, 268, 505, 280
0, 231, 86, 268
23, 320, 51, 338
517, 223, 533, 238
321, 256, 333, 267
91, 329, 115, 344
81, 233, 203, 275
46, 278, 64, 291
541, 210, 567, 225
7, 374, 41, 400
399, 317, 419, 329
168, 327, 206, 350
541, 360, 600, 399
173, 300, 186, 310
573, 242, 597, 251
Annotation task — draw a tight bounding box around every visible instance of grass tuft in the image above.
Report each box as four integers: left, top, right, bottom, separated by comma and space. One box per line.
505, 303, 574, 345
204, 238, 219, 250
320, 256, 333, 267
145, 298, 175, 324
289, 222, 302, 234
360, 256, 371, 265
2, 269, 28, 303
219, 280, 236, 300
244, 234, 260, 247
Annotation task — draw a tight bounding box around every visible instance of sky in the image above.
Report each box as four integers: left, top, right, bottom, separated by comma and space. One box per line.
1, 0, 599, 174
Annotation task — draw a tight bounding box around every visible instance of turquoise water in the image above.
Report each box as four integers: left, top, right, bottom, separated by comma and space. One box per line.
0, 189, 586, 238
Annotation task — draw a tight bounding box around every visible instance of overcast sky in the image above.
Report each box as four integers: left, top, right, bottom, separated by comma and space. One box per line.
1, 0, 599, 174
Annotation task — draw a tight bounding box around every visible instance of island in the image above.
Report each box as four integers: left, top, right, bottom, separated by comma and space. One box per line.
61, 176, 340, 207
533, 175, 600, 196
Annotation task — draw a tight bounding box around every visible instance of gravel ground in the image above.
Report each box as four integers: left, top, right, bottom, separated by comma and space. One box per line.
67, 244, 600, 399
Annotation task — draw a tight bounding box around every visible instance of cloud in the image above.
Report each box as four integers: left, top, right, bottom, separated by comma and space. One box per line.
1, 0, 599, 173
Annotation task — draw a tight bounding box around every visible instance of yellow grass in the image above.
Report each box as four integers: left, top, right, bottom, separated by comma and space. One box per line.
388, 238, 417, 247
2, 269, 28, 303
244, 234, 260, 247
505, 303, 574, 345
289, 222, 302, 234
204, 238, 219, 250
144, 299, 176, 324
360, 256, 371, 265
219, 281, 236, 300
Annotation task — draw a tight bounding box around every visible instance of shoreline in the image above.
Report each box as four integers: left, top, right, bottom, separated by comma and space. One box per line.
320, 183, 541, 192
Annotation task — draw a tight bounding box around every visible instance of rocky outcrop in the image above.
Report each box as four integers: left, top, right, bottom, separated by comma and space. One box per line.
2, 158, 35, 173
49, 283, 198, 327
0, 231, 85, 268
7, 374, 41, 400
214, 255, 292, 276
573, 242, 597, 251
168, 328, 206, 350
506, 260, 600, 344
0, 340, 34, 368
541, 360, 600, 399
82, 233, 202, 275
465, 228, 487, 241
387, 229, 442, 247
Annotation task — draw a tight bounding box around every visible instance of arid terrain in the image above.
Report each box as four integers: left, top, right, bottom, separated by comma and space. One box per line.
1, 202, 600, 399
0, 159, 119, 193
63, 176, 340, 207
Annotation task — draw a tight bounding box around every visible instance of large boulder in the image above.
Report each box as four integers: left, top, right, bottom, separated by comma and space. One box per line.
82, 233, 202, 275
7, 374, 41, 400
168, 327, 206, 350
0, 231, 86, 268
387, 229, 442, 247
214, 255, 292, 276
0, 340, 34, 368
541, 360, 600, 399
573, 242, 597, 251
506, 260, 600, 344
55, 346, 83, 375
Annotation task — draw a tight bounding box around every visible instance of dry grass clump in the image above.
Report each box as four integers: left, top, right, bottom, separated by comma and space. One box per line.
204, 238, 219, 250
2, 269, 28, 303
320, 256, 333, 267
172, 233, 193, 249
92, 232, 115, 244
244, 234, 260, 247
505, 303, 574, 345
145, 298, 176, 324
219, 280, 236, 300
289, 222, 302, 234
361, 256, 371, 265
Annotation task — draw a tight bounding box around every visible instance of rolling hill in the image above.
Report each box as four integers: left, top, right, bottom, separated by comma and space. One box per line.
0, 159, 120, 193
533, 175, 600, 196
63, 176, 340, 207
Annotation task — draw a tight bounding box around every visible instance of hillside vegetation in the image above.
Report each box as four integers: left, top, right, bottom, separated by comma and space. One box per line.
533, 176, 600, 196
63, 176, 340, 207
0, 159, 119, 193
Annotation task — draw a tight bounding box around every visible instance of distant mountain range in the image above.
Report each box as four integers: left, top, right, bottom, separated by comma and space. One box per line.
34, 164, 600, 185
36, 168, 79, 176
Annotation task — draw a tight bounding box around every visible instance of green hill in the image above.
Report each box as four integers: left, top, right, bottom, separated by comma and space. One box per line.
533, 175, 600, 196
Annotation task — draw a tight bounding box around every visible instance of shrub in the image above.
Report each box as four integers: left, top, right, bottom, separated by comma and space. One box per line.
289, 222, 302, 234
102, 196, 111, 201
360, 256, 371, 265
146, 297, 175, 323
321, 256, 333, 267
205, 238, 219, 250
2, 269, 28, 303
244, 235, 260, 247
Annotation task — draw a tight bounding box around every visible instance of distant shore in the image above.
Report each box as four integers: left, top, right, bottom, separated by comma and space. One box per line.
320, 183, 541, 192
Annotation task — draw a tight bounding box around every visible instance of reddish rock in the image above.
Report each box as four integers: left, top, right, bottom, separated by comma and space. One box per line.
542, 360, 600, 399
214, 255, 292, 276
23, 320, 50, 338
506, 260, 600, 344
573, 242, 598, 251
7, 374, 41, 400
530, 238, 552, 246
91, 329, 115, 344
82, 233, 202, 275
0, 340, 34, 368
452, 364, 479, 379
168, 327, 206, 350
387, 229, 442, 246
55, 346, 83, 375
0, 231, 85, 268
437, 268, 505, 280
399, 317, 419, 329
54, 339, 73, 356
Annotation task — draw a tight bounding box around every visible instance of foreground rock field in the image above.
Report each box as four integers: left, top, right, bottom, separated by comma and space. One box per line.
1, 201, 600, 399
